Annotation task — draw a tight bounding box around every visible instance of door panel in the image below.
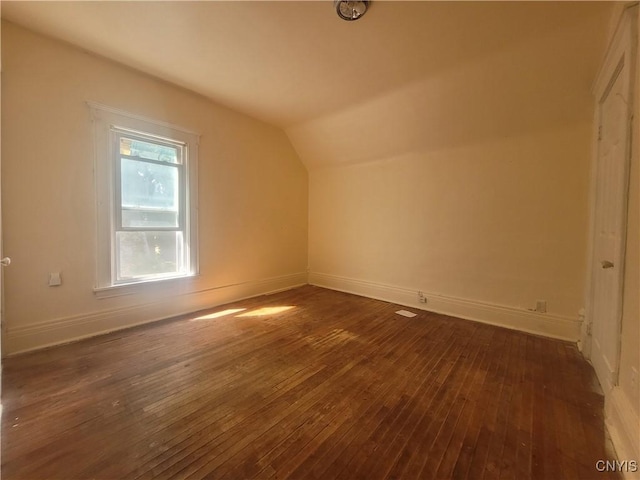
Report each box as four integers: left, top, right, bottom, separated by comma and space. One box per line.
590, 11, 635, 393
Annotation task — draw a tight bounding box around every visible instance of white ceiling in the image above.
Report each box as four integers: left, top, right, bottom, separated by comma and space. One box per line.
1, 1, 615, 167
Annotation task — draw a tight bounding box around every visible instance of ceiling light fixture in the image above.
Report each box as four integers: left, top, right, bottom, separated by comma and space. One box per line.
334, 0, 369, 21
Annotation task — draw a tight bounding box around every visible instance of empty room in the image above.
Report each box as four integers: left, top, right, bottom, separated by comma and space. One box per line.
0, 1, 638, 479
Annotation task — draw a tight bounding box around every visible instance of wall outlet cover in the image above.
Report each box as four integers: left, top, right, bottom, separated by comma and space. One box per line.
48, 272, 62, 287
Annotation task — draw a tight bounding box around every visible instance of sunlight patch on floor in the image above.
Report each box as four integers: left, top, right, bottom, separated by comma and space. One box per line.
191, 305, 296, 321
237, 306, 295, 317
191, 308, 246, 321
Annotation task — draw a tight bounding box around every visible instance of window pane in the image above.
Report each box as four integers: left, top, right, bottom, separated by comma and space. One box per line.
116, 231, 184, 280
120, 137, 179, 163
121, 158, 179, 219
121, 208, 178, 228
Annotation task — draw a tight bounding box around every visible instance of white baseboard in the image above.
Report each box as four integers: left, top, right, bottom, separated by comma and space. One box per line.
309, 272, 580, 341
7, 271, 583, 354
606, 387, 640, 479
6, 272, 307, 355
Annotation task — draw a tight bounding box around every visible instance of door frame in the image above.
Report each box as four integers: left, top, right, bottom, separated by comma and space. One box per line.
583, 5, 637, 392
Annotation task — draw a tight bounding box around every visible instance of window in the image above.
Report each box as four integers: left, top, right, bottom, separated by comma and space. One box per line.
90, 103, 198, 293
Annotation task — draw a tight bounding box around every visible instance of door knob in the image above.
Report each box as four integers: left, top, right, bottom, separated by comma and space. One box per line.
0, 257, 11, 267
601, 260, 614, 269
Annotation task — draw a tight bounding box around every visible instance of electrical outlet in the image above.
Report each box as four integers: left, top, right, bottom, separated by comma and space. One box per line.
536, 300, 547, 313
417, 291, 427, 304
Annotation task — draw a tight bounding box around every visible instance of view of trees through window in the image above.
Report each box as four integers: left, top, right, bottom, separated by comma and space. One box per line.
116, 135, 186, 281
117, 231, 183, 279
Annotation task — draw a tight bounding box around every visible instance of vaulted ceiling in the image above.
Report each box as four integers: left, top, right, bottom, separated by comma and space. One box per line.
1, 1, 615, 167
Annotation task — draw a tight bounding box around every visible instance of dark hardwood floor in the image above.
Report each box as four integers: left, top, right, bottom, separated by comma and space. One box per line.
2, 286, 618, 479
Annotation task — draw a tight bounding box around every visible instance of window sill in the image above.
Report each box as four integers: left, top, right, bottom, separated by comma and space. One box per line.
94, 274, 199, 299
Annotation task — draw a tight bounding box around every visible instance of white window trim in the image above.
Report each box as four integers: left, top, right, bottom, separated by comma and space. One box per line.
89, 102, 199, 297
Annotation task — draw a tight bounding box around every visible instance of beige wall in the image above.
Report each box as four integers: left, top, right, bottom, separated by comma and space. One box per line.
1, 22, 308, 353
309, 122, 592, 319
305, 9, 610, 335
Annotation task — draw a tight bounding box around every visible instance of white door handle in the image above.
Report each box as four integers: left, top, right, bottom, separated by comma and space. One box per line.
1, 257, 11, 267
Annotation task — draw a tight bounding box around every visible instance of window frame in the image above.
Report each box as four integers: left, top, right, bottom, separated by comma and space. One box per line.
90, 102, 199, 296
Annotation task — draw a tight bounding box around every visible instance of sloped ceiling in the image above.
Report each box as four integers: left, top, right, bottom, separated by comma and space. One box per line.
2, 1, 614, 167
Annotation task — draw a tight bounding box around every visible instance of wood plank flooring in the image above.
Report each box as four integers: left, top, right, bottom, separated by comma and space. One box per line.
2, 286, 618, 479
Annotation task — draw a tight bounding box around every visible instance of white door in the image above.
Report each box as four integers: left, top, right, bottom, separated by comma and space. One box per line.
589, 7, 636, 393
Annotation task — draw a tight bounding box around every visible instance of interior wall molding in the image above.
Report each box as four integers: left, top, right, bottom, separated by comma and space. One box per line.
309, 272, 580, 341
606, 387, 640, 479
6, 272, 307, 355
